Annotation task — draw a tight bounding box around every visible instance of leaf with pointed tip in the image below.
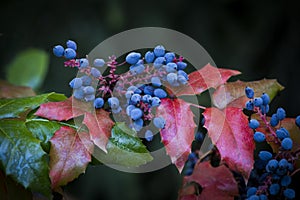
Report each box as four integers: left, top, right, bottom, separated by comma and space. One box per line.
171, 64, 240, 96
179, 162, 238, 200
93, 122, 152, 167
0, 120, 51, 197
49, 126, 93, 189
0, 80, 35, 98
83, 109, 114, 153
203, 107, 254, 181
212, 79, 284, 109
0, 92, 66, 119
35, 97, 92, 121
156, 98, 196, 173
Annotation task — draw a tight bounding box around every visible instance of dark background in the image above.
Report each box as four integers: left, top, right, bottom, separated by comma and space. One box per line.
1, 0, 300, 199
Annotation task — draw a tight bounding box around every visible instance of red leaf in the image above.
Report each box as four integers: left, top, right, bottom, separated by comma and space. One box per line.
0, 80, 35, 98
179, 162, 238, 200
35, 97, 93, 121
83, 109, 114, 153
172, 64, 240, 96
49, 126, 93, 188
156, 98, 196, 172
203, 107, 254, 180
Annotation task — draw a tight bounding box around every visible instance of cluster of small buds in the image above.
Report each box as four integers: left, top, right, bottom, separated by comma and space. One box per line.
244, 86, 298, 199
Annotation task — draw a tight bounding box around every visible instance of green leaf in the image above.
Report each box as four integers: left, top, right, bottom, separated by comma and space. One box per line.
0, 92, 67, 119
0, 120, 51, 197
94, 122, 152, 167
6, 49, 49, 90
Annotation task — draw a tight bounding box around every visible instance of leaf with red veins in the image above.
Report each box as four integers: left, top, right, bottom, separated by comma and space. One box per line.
172, 64, 240, 96
83, 109, 114, 153
156, 98, 196, 173
203, 107, 254, 181
35, 97, 93, 121
49, 126, 93, 189
179, 162, 238, 200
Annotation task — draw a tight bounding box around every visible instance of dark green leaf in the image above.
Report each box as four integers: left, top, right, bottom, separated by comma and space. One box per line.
6, 49, 49, 90
0, 120, 51, 197
0, 92, 66, 119
94, 122, 152, 167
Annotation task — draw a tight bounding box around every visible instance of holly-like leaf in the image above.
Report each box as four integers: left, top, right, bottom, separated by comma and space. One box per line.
212, 79, 284, 109
35, 97, 92, 121
0, 120, 51, 197
0, 80, 35, 98
172, 64, 240, 96
203, 107, 254, 180
93, 122, 152, 167
156, 98, 196, 173
179, 162, 238, 200
0, 92, 66, 119
83, 109, 114, 153
49, 126, 93, 189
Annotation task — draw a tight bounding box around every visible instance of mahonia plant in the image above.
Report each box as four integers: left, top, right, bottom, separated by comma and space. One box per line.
0, 39, 299, 200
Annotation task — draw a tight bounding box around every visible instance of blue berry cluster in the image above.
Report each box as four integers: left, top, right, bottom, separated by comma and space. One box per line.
53, 40, 77, 59
245, 87, 297, 199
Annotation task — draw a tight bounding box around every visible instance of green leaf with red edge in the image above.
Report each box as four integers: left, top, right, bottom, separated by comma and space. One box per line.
203, 107, 254, 181
179, 161, 238, 200
156, 98, 196, 173
170, 64, 240, 96
35, 97, 92, 121
0, 80, 35, 98
49, 126, 93, 189
212, 79, 284, 109
83, 110, 114, 153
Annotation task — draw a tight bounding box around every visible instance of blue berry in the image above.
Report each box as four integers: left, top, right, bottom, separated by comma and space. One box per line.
165, 62, 177, 73
276, 127, 290, 140
73, 87, 84, 99
283, 188, 295, 199
83, 86, 95, 95
269, 183, 280, 195
126, 52, 141, 65
130, 63, 145, 75
79, 58, 89, 68
145, 51, 155, 63
248, 195, 259, 200
130, 108, 143, 120
177, 61, 187, 70
153, 57, 165, 68
108, 97, 120, 109
145, 130, 154, 141
154, 88, 167, 98
281, 138, 293, 150
249, 119, 260, 129
69, 78, 83, 89
281, 175, 291, 187
125, 90, 134, 99
64, 48, 76, 59
144, 86, 154, 95
66, 40, 77, 50
260, 105, 269, 114
166, 73, 178, 86
245, 100, 254, 110
287, 163, 294, 172
254, 132, 265, 142
258, 151, 272, 161
177, 75, 188, 85
276, 167, 287, 176
151, 97, 161, 107
276, 107, 286, 120
278, 158, 288, 169
261, 93, 270, 105
253, 97, 263, 107
270, 114, 279, 127
258, 194, 267, 200
195, 131, 204, 142
133, 118, 143, 131
151, 76, 161, 87
153, 117, 166, 129
153, 45, 165, 57
84, 94, 95, 102
178, 70, 188, 80
111, 106, 122, 114
128, 86, 138, 92
245, 87, 254, 99
93, 58, 105, 67
188, 152, 197, 161
266, 159, 279, 172
130, 94, 141, 105
81, 75, 92, 86
134, 88, 142, 94
91, 67, 101, 78
164, 52, 175, 63
94, 97, 104, 108
53, 45, 64, 57
247, 187, 257, 197
142, 94, 152, 103
296, 115, 300, 127
126, 105, 135, 116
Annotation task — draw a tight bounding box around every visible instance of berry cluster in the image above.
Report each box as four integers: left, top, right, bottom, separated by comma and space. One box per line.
244, 87, 298, 199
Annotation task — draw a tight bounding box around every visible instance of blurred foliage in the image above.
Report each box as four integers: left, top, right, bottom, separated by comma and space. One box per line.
0, 0, 300, 199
